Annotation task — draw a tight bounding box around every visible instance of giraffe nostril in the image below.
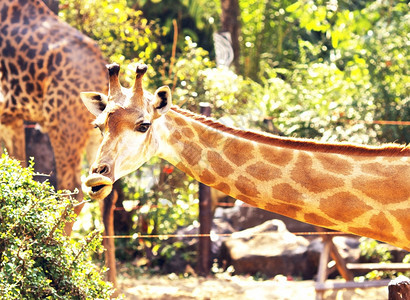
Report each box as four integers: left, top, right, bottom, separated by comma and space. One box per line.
93, 164, 110, 175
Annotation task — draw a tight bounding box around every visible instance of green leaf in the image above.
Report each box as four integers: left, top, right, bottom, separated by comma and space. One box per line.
286, 1, 301, 13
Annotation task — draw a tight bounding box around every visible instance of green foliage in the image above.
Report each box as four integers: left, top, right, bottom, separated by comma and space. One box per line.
360, 238, 392, 263
359, 238, 393, 280
117, 157, 198, 266
0, 154, 113, 299
60, 0, 163, 82
403, 254, 410, 278
358, 238, 410, 280
352, 2, 409, 143
259, 62, 379, 143
172, 37, 260, 119
122, 159, 198, 236
133, 0, 217, 56
240, 0, 301, 80
274, 0, 409, 143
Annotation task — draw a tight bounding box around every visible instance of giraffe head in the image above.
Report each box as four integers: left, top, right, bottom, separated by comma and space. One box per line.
81, 63, 172, 200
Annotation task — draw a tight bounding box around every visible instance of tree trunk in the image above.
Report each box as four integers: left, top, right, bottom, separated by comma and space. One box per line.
220, 0, 240, 72
197, 103, 212, 276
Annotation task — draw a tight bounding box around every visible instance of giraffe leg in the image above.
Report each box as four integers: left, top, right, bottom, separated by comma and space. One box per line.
0, 119, 26, 166
102, 188, 118, 292
46, 126, 86, 234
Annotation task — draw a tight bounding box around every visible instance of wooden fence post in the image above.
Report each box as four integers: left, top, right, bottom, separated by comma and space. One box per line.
197, 102, 212, 276
388, 276, 410, 300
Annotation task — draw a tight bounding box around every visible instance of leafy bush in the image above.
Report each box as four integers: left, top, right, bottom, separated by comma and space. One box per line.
358, 238, 410, 280
0, 154, 113, 299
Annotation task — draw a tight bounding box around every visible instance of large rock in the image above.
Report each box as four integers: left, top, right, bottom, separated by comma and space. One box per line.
214, 204, 317, 233
221, 219, 313, 278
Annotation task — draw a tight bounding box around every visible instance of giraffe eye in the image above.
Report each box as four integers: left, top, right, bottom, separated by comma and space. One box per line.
136, 122, 151, 133
94, 124, 103, 135
94, 125, 99, 130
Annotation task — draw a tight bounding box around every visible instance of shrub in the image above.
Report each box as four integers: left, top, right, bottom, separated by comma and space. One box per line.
0, 154, 113, 299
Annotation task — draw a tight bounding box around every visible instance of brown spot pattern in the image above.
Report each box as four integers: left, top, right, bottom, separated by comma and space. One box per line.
198, 126, 224, 148
271, 183, 304, 205
316, 153, 353, 175
304, 213, 336, 227
213, 182, 231, 195
207, 151, 234, 177
369, 212, 394, 235
246, 162, 281, 181
236, 195, 257, 207
264, 203, 301, 219
199, 169, 216, 185
347, 226, 398, 244
392, 208, 410, 241
175, 162, 194, 178
319, 192, 372, 222
174, 117, 188, 127
168, 131, 182, 145
107, 109, 134, 135
234, 175, 260, 197
171, 107, 409, 156
291, 152, 344, 193
181, 127, 195, 139
223, 138, 254, 166
181, 142, 202, 166
353, 177, 409, 204
0, 0, 108, 203
361, 163, 407, 177
258, 144, 293, 166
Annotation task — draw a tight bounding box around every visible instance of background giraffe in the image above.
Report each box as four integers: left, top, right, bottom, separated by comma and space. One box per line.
82, 64, 410, 252
0, 0, 118, 287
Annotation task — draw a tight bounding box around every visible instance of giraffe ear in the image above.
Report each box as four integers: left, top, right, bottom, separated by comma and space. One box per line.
153, 86, 172, 118
81, 92, 108, 117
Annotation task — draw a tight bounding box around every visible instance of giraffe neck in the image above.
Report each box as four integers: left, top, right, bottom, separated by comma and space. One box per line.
157, 107, 410, 250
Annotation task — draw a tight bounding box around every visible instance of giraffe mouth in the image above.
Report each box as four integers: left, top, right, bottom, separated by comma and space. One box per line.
84, 173, 113, 200
91, 184, 105, 193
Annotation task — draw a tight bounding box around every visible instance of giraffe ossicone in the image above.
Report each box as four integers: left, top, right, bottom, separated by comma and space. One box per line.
82, 63, 410, 251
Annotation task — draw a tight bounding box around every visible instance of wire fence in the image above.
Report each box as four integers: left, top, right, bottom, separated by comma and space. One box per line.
102, 231, 354, 240
105, 201, 356, 240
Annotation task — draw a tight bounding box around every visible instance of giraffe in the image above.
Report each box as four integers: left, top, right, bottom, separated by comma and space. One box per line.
82, 63, 410, 252
0, 0, 118, 287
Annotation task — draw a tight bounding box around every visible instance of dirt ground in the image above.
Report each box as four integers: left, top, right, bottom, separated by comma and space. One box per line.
117, 274, 388, 300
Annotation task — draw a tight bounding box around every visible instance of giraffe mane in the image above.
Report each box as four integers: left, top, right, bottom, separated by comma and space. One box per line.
170, 106, 410, 157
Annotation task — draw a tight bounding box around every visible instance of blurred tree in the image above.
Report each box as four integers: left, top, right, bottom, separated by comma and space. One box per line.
285, 0, 409, 143
220, 0, 240, 71
239, 0, 303, 80
130, 0, 217, 59
60, 0, 163, 82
